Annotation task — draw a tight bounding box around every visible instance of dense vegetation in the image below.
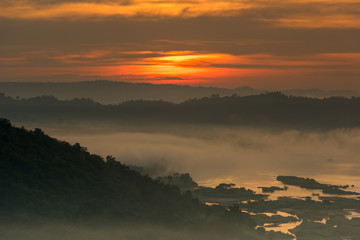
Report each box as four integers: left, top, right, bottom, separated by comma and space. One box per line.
2, 92, 360, 130
0, 81, 259, 104
0, 119, 211, 223
156, 174, 265, 202
156, 173, 199, 192
0, 81, 357, 104
193, 183, 264, 201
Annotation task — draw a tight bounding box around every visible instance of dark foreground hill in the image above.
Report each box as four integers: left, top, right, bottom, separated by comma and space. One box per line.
2, 92, 360, 130
0, 119, 262, 235
1, 119, 288, 240
0, 119, 207, 223
2, 119, 296, 240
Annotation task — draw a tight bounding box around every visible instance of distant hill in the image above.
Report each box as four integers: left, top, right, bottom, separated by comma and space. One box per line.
0, 81, 357, 104
0, 81, 259, 104
2, 92, 360, 130
283, 88, 359, 98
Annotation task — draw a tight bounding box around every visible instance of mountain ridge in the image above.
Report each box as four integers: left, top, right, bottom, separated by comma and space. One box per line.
0, 80, 358, 104
2, 91, 360, 130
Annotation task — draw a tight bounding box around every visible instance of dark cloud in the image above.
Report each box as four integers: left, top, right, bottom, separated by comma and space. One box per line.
0, 73, 185, 82
1, 16, 360, 55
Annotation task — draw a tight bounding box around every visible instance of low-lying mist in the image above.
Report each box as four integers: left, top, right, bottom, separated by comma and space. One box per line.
48, 126, 360, 188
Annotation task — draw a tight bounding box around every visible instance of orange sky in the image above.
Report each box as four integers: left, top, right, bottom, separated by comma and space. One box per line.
0, 0, 360, 89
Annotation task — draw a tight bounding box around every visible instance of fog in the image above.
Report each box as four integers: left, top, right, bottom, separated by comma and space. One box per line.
3, 123, 360, 239
49, 126, 360, 189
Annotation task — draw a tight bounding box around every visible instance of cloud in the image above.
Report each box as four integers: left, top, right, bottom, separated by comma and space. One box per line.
1, 0, 360, 29
2, 47, 359, 88
0, 72, 185, 83
1, 45, 360, 89
1, 2, 360, 89
0, 0, 254, 20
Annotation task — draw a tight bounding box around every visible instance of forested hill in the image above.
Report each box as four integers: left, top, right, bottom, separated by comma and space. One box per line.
0, 81, 357, 104
1, 92, 360, 130
0, 81, 259, 104
0, 119, 204, 222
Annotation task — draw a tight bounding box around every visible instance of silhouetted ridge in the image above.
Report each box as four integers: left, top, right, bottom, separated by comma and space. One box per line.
0, 119, 204, 222
2, 92, 360, 129
0, 81, 357, 104
0, 81, 261, 104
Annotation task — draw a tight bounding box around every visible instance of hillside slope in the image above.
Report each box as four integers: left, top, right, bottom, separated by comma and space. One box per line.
0, 81, 357, 104
0, 119, 204, 223
2, 92, 360, 130
0, 119, 300, 239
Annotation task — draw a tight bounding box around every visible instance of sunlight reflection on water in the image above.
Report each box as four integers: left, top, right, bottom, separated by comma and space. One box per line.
258, 220, 303, 239
254, 211, 302, 239
344, 210, 360, 220
314, 217, 329, 224
198, 173, 360, 201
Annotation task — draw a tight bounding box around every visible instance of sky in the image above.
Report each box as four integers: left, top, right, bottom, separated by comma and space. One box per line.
0, 0, 360, 89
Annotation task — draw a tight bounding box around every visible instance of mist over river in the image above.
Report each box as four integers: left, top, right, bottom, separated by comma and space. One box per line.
48, 126, 360, 194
